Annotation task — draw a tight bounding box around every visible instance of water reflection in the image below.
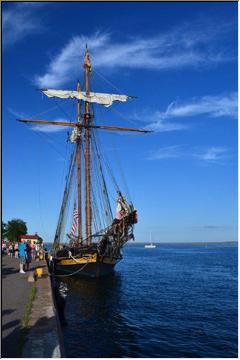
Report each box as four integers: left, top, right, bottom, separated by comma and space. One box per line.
53, 278, 69, 326
58, 272, 140, 357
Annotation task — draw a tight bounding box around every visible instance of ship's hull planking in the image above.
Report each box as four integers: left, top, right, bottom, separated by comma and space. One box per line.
53, 256, 118, 278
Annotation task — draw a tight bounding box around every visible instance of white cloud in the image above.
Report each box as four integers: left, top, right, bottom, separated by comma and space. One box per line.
36, 33, 109, 87
2, 3, 46, 48
8, 108, 69, 133
25, 117, 69, 133
161, 93, 238, 119
143, 92, 237, 132
144, 112, 188, 133
148, 145, 230, 164
195, 147, 229, 162
35, 19, 235, 87
30, 122, 68, 133
147, 146, 183, 160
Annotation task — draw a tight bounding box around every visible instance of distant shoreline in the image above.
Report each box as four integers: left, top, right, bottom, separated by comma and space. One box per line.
44, 241, 237, 246
128, 241, 237, 246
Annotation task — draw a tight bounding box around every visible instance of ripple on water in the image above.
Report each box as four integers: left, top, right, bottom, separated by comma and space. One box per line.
60, 244, 237, 357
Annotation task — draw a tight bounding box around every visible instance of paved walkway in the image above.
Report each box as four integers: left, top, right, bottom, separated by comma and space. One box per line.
2, 255, 43, 357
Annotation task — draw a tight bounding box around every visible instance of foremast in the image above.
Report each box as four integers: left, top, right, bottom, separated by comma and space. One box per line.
76, 80, 82, 244
84, 46, 92, 245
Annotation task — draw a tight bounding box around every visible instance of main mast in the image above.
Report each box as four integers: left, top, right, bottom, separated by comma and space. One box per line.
84, 46, 92, 245
76, 81, 82, 244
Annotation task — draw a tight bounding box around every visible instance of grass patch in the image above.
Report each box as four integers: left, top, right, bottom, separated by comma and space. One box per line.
18, 284, 38, 355
21, 285, 38, 328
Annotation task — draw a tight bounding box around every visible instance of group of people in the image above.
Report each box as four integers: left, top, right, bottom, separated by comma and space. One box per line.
2, 239, 46, 274
18, 240, 33, 273
2, 242, 20, 258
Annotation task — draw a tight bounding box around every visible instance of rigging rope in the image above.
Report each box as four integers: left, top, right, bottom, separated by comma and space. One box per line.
53, 98, 75, 123
28, 104, 59, 119
54, 149, 76, 246
23, 122, 65, 157
35, 134, 48, 241
57, 138, 72, 216
92, 67, 124, 94
92, 131, 113, 221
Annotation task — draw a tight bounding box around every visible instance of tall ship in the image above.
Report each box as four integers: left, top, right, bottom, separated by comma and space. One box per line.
19, 46, 151, 277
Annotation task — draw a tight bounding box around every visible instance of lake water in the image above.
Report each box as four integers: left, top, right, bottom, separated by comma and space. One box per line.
56, 243, 237, 357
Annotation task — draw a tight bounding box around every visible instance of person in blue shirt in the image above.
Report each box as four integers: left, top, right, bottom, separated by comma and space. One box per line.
19, 239, 27, 273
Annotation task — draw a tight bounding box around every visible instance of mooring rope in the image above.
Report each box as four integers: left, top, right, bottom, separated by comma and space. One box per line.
50, 256, 92, 277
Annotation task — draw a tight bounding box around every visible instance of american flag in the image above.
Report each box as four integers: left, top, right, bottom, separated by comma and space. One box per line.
70, 202, 78, 236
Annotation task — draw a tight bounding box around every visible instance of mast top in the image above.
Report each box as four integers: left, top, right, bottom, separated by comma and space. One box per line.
84, 46, 92, 72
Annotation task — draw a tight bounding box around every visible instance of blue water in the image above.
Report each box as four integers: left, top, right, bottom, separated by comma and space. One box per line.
59, 243, 237, 357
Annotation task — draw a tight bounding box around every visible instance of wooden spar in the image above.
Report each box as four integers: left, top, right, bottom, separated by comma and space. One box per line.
86, 125, 152, 133
17, 119, 76, 126
76, 81, 82, 244
84, 46, 92, 245
17, 119, 152, 133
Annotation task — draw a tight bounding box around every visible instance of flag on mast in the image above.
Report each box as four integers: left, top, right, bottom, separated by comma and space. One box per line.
70, 201, 78, 236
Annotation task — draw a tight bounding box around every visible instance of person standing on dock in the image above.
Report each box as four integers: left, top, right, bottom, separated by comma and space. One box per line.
8, 243, 13, 258
25, 242, 32, 271
14, 242, 19, 258
19, 239, 26, 274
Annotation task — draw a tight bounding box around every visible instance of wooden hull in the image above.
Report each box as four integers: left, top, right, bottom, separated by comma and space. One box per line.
53, 255, 118, 278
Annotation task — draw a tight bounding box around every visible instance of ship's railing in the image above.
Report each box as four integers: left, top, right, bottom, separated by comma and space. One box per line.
54, 210, 137, 258
96, 210, 137, 258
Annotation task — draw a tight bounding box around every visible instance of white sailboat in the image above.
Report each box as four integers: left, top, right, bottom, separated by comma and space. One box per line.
144, 232, 156, 248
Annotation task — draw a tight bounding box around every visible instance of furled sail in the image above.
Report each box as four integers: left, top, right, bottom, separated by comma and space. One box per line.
42, 89, 132, 107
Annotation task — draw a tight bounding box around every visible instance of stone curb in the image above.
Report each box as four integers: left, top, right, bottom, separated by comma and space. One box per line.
22, 264, 65, 358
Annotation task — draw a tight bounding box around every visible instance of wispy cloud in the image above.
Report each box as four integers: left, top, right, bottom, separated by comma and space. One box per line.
135, 111, 188, 133
30, 122, 68, 133
148, 145, 230, 164
8, 108, 68, 133
147, 145, 183, 160
8, 107, 26, 119
159, 93, 237, 119
36, 33, 109, 88
35, 19, 235, 87
194, 147, 229, 162
140, 92, 237, 132
194, 225, 235, 231
2, 3, 46, 48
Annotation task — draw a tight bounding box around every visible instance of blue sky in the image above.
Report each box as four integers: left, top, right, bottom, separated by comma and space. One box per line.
2, 2, 238, 243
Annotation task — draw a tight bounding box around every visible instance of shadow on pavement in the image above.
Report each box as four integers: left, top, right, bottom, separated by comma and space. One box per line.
2, 309, 15, 317
2, 319, 20, 332
2, 264, 20, 277
1, 321, 21, 358
2, 315, 62, 358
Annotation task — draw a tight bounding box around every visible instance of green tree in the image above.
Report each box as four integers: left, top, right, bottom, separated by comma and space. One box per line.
6, 219, 27, 243
1, 221, 8, 238
37, 237, 43, 245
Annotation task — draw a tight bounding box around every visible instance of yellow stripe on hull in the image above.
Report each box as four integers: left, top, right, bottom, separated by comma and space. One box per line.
58, 253, 97, 265
56, 253, 117, 266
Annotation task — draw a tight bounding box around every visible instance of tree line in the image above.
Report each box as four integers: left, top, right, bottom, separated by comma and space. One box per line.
2, 219, 43, 244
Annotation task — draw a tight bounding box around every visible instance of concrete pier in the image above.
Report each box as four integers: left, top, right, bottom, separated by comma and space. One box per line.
2, 255, 64, 358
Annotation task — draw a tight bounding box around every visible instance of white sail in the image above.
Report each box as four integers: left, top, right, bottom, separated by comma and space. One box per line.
42, 89, 131, 107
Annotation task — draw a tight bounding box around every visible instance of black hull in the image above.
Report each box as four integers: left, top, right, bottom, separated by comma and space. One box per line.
53, 260, 116, 278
